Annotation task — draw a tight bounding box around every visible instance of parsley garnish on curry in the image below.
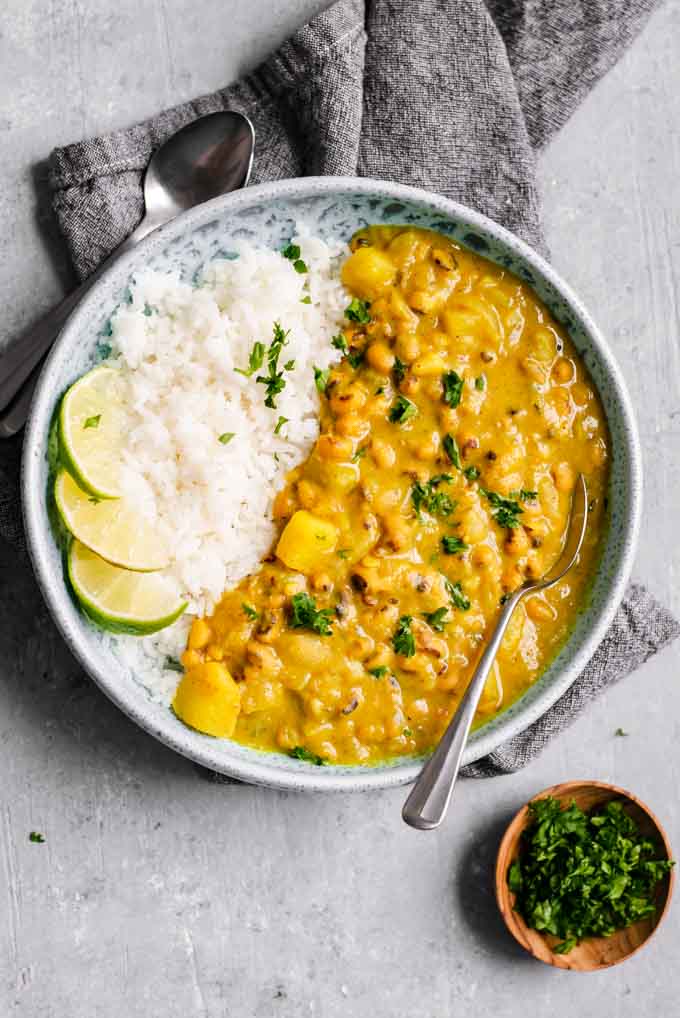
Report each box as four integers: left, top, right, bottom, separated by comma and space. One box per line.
171, 226, 609, 764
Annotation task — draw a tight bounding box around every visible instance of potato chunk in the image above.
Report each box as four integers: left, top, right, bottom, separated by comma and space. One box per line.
341, 247, 396, 299
172, 662, 241, 737
275, 510, 338, 574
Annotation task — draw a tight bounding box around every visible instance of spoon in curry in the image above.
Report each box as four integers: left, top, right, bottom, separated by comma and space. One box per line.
0, 110, 255, 437
402, 474, 589, 831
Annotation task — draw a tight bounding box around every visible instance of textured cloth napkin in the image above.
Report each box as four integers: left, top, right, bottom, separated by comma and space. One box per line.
1, 0, 677, 777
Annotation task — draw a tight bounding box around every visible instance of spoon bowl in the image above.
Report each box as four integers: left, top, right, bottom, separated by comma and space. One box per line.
0, 111, 255, 433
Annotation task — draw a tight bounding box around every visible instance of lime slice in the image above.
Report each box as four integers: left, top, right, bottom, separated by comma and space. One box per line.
54, 469, 169, 572
59, 366, 126, 498
68, 540, 186, 635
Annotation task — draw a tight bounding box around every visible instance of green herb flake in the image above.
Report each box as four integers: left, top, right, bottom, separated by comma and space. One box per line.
422, 607, 449, 632
446, 579, 471, 612
88, 496, 102, 505
274, 416, 288, 436
242, 602, 259, 621
293, 259, 308, 274
289, 746, 326, 765
347, 349, 365, 369
393, 357, 407, 385
300, 295, 312, 304
337, 548, 350, 559
164, 656, 184, 673
314, 365, 330, 395
331, 333, 349, 355
389, 395, 418, 425
463, 465, 480, 481
281, 242, 301, 261
218, 432, 235, 445
344, 298, 372, 324
474, 375, 486, 391
393, 615, 416, 657
235, 340, 266, 378
615, 727, 629, 737
368, 666, 389, 678
480, 488, 524, 529
443, 433, 462, 470
402, 727, 413, 738
442, 370, 464, 408
29, 832, 45, 844
352, 446, 368, 462
83, 414, 101, 430
508, 796, 675, 953
442, 535, 468, 555
289, 592, 334, 636
255, 322, 292, 409
411, 475, 456, 518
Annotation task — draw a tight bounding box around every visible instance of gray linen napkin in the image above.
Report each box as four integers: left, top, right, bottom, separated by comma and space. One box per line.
1, 0, 677, 777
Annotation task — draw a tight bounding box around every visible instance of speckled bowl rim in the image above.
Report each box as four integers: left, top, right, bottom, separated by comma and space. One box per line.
22, 176, 642, 792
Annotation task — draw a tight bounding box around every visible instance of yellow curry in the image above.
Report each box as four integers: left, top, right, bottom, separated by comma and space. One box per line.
172, 226, 609, 765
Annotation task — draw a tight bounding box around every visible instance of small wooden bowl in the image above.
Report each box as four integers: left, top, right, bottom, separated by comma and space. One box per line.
495, 781, 674, 970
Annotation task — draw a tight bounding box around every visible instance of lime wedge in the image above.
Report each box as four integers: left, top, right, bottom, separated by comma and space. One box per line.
68, 540, 186, 635
59, 366, 126, 498
54, 469, 169, 572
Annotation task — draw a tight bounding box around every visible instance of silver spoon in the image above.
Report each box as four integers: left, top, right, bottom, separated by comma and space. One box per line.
0, 110, 255, 437
403, 474, 589, 831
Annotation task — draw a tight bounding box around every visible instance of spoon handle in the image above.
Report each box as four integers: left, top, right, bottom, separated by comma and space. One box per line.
402, 590, 523, 830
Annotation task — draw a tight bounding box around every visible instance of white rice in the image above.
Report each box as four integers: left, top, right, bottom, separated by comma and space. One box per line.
106, 226, 349, 697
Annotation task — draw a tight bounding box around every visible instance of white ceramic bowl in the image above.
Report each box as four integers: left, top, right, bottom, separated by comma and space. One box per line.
22, 177, 642, 791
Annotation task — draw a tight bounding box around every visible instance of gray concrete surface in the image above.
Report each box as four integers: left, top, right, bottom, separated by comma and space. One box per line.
1, 2, 680, 1015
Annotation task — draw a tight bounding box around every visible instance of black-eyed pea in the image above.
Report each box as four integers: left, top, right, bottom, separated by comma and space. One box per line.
335, 412, 366, 437
505, 526, 530, 557
366, 341, 396, 374
414, 431, 440, 461
526, 597, 555, 622
436, 669, 461, 691
316, 433, 354, 461
311, 572, 333, 594
501, 564, 523, 592
552, 357, 575, 383
400, 374, 421, 396
411, 352, 448, 376
371, 436, 396, 469
531, 326, 557, 362
395, 330, 421, 363
329, 386, 367, 416
297, 478, 320, 508
552, 461, 575, 492
439, 406, 459, 431
524, 552, 544, 580
385, 711, 406, 739
381, 510, 413, 552
571, 382, 593, 406
460, 508, 487, 544
472, 544, 495, 568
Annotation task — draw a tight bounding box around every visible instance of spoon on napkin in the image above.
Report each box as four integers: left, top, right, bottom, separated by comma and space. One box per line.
403, 474, 589, 830
0, 110, 255, 436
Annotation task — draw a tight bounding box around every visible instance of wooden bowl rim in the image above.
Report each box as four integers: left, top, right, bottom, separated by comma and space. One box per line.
495, 779, 675, 971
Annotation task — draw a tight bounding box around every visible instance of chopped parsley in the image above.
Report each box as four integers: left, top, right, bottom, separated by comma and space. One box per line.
411, 475, 456, 518
463, 465, 480, 481
441, 535, 468, 555
474, 375, 486, 391
289, 592, 334, 635
29, 832, 45, 844
368, 666, 389, 678
218, 432, 235, 445
393, 615, 416, 657
352, 446, 368, 462
331, 333, 349, 355
281, 242, 308, 273
389, 395, 418, 424
422, 607, 449, 632
235, 340, 265, 378
393, 357, 407, 385
274, 416, 288, 436
336, 548, 350, 559
347, 349, 365, 369
615, 727, 629, 737
300, 295, 312, 304
402, 727, 413, 738
510, 488, 538, 503
314, 365, 330, 395
164, 656, 184, 673
256, 322, 292, 409
344, 297, 371, 324
88, 495, 102, 505
83, 414, 101, 430
480, 488, 524, 529
241, 602, 259, 621
446, 579, 471, 612
442, 370, 464, 408
508, 796, 674, 954
443, 433, 461, 470
290, 746, 325, 765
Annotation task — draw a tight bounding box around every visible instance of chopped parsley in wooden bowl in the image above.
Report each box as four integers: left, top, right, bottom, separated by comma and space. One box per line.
495, 781, 675, 970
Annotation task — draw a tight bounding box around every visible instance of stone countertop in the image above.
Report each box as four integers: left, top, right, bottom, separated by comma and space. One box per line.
1, 2, 679, 1015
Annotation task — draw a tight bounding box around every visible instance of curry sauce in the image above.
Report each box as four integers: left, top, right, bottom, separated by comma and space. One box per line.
172, 226, 609, 765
